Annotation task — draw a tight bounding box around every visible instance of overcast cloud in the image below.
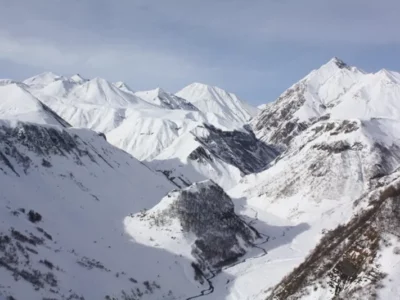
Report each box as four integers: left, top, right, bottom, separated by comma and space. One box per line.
1, 0, 399, 104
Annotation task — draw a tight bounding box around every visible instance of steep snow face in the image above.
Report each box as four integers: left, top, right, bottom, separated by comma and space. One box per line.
0, 120, 210, 300
0, 84, 70, 127
135, 88, 199, 111
125, 180, 260, 272
176, 82, 259, 125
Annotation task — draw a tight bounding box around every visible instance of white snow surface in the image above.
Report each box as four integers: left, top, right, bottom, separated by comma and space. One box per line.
176, 82, 259, 125
0, 83, 68, 127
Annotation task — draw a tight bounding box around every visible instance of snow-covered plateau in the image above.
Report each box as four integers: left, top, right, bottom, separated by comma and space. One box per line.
1, 57, 400, 300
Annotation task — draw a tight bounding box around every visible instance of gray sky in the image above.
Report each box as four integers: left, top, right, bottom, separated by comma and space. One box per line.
1, 0, 399, 104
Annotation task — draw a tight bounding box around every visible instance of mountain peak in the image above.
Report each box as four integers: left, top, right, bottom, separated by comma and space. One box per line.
153, 87, 166, 95
70, 73, 87, 83
184, 82, 225, 94
328, 57, 349, 69
375, 69, 400, 83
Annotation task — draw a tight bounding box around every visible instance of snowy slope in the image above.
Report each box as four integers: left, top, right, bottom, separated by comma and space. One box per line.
26, 76, 160, 136
176, 83, 259, 125
135, 88, 199, 111
0, 120, 212, 300
64, 77, 155, 108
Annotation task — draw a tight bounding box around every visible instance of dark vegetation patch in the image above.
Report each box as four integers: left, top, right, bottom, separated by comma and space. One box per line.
28, 210, 42, 223
146, 182, 258, 272
267, 180, 400, 299
77, 256, 110, 272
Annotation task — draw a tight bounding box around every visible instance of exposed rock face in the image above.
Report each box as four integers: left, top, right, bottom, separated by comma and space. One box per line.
192, 124, 280, 175
267, 171, 400, 300
0, 122, 101, 176
252, 83, 309, 146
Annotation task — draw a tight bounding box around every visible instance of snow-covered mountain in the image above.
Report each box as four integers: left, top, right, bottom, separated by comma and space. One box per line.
177, 82, 259, 125
2, 57, 400, 299
19, 73, 264, 185
252, 57, 400, 147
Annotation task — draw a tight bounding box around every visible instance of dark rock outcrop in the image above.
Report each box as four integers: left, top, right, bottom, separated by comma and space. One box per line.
191, 124, 280, 175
